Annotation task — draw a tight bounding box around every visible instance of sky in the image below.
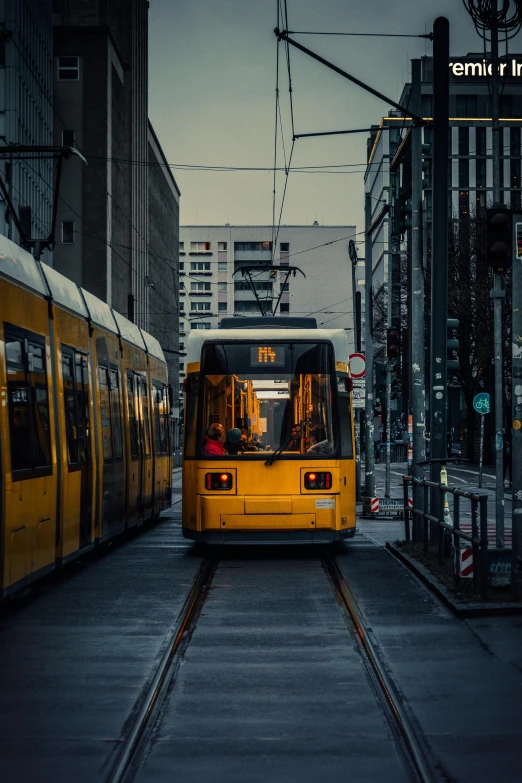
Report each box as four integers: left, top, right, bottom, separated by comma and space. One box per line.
148, 0, 494, 236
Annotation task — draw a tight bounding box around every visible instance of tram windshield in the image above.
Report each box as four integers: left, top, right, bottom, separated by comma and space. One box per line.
199, 342, 337, 458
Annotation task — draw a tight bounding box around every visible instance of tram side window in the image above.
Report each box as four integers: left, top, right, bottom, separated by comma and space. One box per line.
98, 366, 113, 460
153, 382, 168, 455
75, 354, 90, 464
141, 380, 151, 457
109, 369, 123, 459
126, 372, 139, 458
62, 351, 80, 464
5, 328, 52, 475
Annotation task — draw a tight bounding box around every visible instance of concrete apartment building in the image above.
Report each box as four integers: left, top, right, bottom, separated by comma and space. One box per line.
0, 0, 54, 261
178, 224, 358, 403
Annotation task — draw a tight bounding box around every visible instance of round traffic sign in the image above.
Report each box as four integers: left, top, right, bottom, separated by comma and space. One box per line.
473, 392, 490, 415
349, 353, 366, 379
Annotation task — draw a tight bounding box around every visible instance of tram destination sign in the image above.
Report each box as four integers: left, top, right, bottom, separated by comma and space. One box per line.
250, 345, 285, 367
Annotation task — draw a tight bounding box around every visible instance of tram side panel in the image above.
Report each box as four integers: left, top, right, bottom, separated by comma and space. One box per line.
91, 327, 126, 542
51, 306, 96, 563
0, 281, 58, 596
181, 368, 199, 534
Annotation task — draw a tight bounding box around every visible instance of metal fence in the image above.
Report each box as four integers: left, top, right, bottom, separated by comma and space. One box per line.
402, 475, 490, 600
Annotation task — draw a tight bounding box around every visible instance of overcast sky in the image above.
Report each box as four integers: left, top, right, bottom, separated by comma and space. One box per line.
148, 0, 503, 235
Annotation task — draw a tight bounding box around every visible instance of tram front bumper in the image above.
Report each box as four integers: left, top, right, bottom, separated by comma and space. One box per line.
183, 527, 356, 544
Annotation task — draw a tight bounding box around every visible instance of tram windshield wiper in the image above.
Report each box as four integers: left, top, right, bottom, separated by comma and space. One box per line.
265, 420, 303, 466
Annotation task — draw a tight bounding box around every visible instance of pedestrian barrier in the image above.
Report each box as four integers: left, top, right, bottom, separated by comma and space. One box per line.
402, 475, 490, 599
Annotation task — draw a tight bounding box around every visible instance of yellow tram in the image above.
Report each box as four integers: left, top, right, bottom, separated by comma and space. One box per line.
182, 317, 356, 544
0, 235, 172, 598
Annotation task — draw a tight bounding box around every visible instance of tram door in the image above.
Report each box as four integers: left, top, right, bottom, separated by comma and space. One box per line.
138, 377, 152, 517
126, 371, 143, 524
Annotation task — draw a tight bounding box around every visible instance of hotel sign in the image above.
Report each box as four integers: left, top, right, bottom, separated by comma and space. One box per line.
450, 59, 522, 77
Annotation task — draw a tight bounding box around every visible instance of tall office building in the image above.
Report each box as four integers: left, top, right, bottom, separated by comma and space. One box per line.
178, 224, 359, 405
51, 1, 180, 393
0, 1, 54, 259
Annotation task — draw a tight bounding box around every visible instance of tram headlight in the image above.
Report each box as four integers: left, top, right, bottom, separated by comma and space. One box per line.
304, 472, 332, 490
205, 472, 233, 490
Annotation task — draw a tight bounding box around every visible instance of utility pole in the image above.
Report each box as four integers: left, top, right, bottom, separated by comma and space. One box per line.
411, 59, 426, 536
364, 192, 375, 498
490, 0, 505, 546
512, 214, 522, 593
429, 17, 450, 521
349, 239, 362, 502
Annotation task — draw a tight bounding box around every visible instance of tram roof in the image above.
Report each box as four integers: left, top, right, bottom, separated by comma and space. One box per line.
186, 327, 349, 366
0, 233, 165, 363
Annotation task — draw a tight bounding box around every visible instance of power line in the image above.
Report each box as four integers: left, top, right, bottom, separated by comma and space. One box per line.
287, 30, 433, 39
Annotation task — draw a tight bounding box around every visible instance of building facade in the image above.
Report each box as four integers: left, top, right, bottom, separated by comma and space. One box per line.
0, 0, 54, 261
178, 224, 358, 404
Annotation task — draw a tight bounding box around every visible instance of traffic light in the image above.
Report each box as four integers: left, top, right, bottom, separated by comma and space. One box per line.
375, 363, 386, 406
387, 325, 401, 361
486, 207, 512, 272
422, 142, 432, 189
447, 318, 459, 373
392, 191, 412, 237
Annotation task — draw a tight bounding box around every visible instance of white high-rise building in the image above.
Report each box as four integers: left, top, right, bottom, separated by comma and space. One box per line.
178, 224, 359, 404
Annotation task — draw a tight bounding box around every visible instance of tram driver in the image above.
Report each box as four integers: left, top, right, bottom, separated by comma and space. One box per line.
307, 425, 334, 455
203, 423, 227, 456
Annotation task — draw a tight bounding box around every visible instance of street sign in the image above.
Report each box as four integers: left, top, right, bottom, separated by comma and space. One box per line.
473, 392, 490, 414
349, 353, 365, 379
352, 381, 365, 409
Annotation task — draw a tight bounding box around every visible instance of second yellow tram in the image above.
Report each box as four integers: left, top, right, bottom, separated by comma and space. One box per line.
182, 317, 356, 544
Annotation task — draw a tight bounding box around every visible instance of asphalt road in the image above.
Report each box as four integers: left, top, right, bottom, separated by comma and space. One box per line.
1, 469, 522, 783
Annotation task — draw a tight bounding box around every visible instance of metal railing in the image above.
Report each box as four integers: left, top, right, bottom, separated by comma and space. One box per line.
402, 475, 490, 600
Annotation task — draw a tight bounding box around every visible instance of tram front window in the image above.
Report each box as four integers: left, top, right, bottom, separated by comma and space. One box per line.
199, 342, 336, 458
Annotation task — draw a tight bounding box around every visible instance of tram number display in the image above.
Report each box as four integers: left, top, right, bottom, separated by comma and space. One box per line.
250, 345, 285, 367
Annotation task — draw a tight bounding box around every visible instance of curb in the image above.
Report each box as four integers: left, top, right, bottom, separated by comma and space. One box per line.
386, 542, 522, 618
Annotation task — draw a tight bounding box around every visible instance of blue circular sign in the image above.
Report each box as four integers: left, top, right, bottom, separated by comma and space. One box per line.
473, 392, 490, 414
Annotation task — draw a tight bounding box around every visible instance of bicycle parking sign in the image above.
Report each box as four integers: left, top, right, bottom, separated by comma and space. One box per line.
473, 392, 490, 415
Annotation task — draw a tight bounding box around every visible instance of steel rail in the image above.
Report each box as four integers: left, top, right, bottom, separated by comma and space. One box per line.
106, 556, 218, 783
323, 554, 437, 783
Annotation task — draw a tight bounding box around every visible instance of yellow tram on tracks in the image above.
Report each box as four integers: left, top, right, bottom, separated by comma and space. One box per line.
182, 316, 356, 544
0, 235, 172, 599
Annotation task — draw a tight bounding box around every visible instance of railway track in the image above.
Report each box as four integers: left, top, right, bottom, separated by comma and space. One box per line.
107, 550, 436, 783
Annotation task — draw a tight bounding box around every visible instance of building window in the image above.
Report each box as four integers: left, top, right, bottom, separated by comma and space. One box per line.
179, 242, 184, 251
191, 281, 211, 291
511, 128, 521, 157
58, 56, 80, 80
190, 241, 211, 251
62, 221, 75, 244
455, 94, 477, 118
218, 261, 227, 271
218, 282, 227, 292
459, 190, 469, 221
194, 322, 211, 330
512, 191, 521, 210
218, 302, 227, 311
500, 95, 512, 118
179, 262, 184, 271
180, 343, 184, 350
476, 127, 486, 157
191, 302, 211, 311
511, 159, 521, 189
280, 303, 290, 313
459, 159, 469, 188
62, 129, 75, 147
218, 241, 227, 250
280, 242, 289, 252
458, 127, 469, 156
280, 282, 289, 292
234, 241, 272, 252
179, 362, 184, 370
476, 158, 486, 189
190, 261, 211, 271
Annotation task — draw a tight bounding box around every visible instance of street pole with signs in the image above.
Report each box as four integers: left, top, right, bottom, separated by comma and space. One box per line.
473, 392, 491, 489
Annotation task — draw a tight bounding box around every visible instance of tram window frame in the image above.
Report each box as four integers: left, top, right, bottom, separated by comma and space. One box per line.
98, 364, 113, 461
5, 325, 52, 478
61, 347, 91, 470
153, 381, 168, 455
126, 371, 139, 460
196, 341, 341, 460
109, 367, 123, 460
